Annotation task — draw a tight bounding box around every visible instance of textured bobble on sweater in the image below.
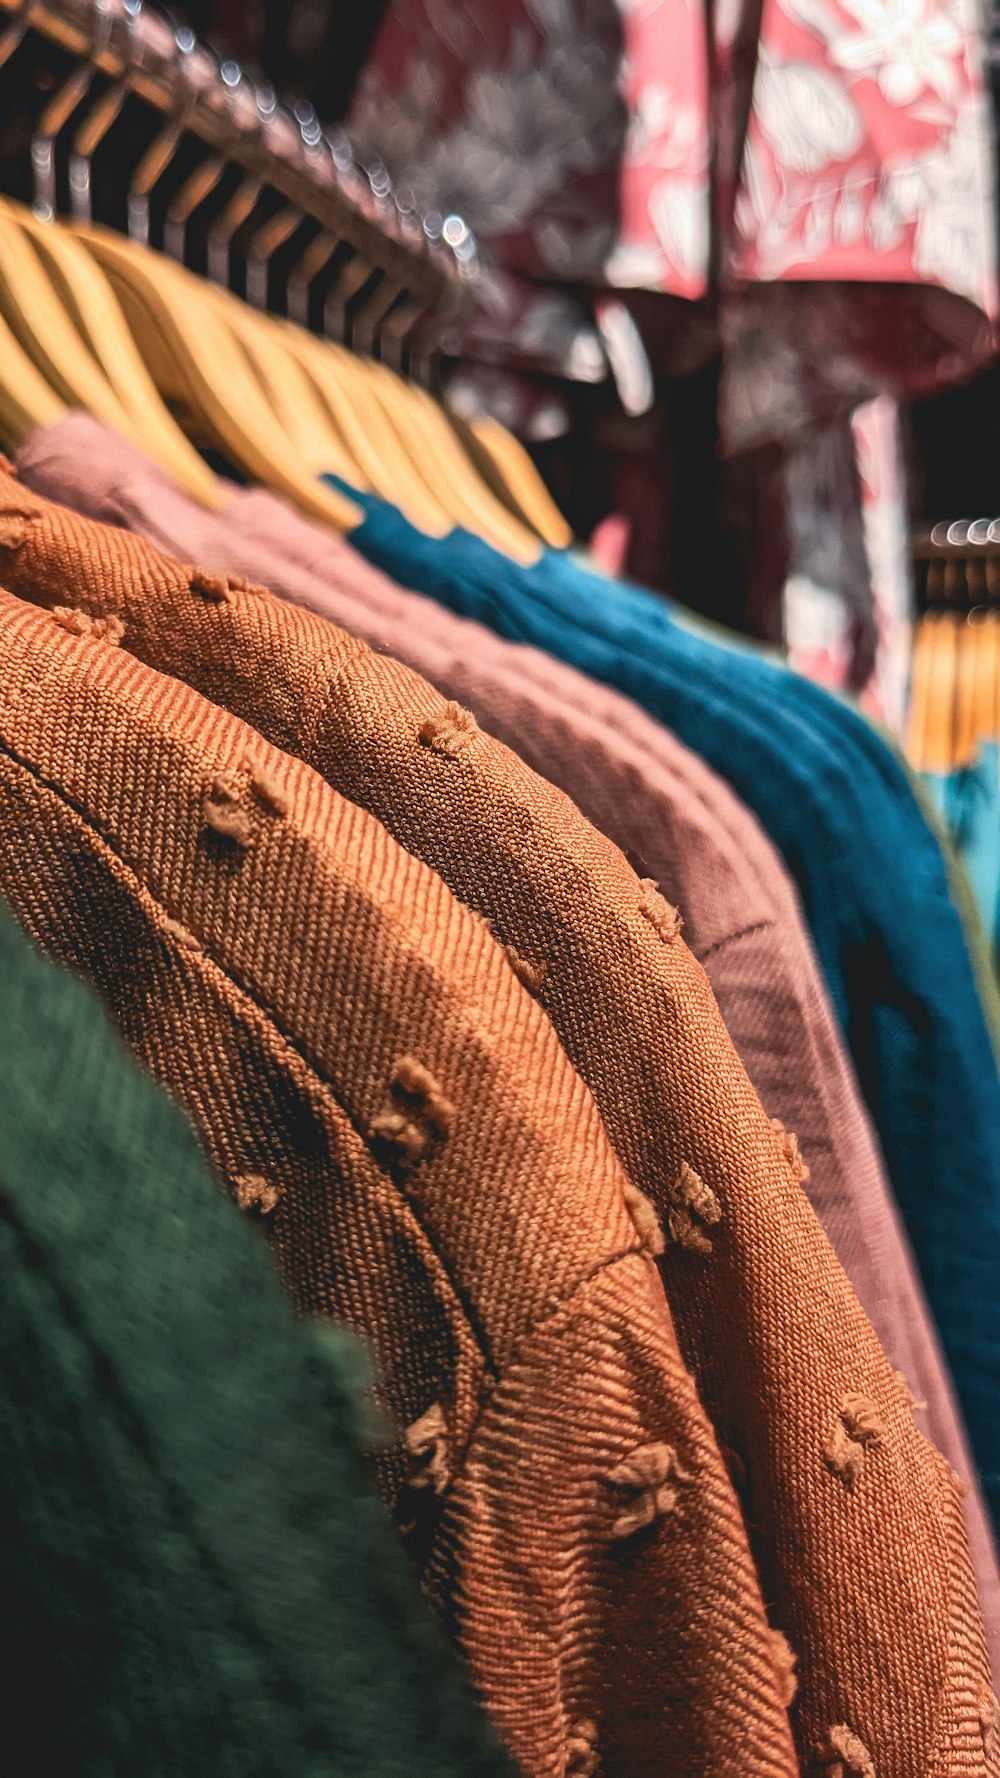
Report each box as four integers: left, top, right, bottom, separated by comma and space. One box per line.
606, 1442, 690, 1539
502, 943, 549, 993
826, 1395, 883, 1490
816, 1724, 875, 1777
565, 1721, 600, 1778
405, 1402, 451, 1495
419, 700, 480, 757
639, 878, 683, 942
370, 1056, 455, 1162
769, 1628, 798, 1707
623, 1178, 665, 1256
771, 1117, 810, 1183
665, 1162, 721, 1253
234, 1174, 281, 1216
52, 607, 125, 645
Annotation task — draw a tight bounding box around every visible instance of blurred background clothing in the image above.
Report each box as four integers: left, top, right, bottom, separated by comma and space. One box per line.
169, 0, 998, 735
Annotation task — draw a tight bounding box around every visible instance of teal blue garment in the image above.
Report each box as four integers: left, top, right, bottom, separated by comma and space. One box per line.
328, 474, 1000, 1525
923, 744, 1000, 974
0, 901, 512, 1778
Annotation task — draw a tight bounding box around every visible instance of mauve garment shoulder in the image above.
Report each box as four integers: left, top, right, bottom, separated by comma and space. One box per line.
17, 417, 998, 1659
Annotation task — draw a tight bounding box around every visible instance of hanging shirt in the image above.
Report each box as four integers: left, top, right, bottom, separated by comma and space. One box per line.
0, 455, 995, 1771
326, 471, 1000, 1525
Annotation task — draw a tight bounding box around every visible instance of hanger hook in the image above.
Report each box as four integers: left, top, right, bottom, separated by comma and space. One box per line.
245, 98, 328, 312
286, 228, 340, 329
68, 0, 146, 223
31, 0, 117, 222
245, 203, 305, 311
162, 59, 243, 264
380, 295, 430, 377
0, 0, 42, 72
162, 47, 249, 263
204, 73, 271, 289
351, 273, 405, 361
126, 16, 200, 244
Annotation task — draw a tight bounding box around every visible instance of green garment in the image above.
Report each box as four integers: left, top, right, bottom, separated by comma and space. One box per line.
0, 904, 511, 1778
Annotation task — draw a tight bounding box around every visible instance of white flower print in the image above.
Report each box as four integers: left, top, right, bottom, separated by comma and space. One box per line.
604, 238, 672, 286
909, 93, 996, 304
827, 0, 965, 107
648, 176, 711, 280
753, 57, 864, 171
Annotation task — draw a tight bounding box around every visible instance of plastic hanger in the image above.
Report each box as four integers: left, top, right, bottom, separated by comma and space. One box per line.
72, 225, 362, 531
277, 323, 454, 536
360, 359, 543, 562
356, 359, 542, 563
466, 413, 572, 549
201, 286, 371, 485
0, 301, 66, 448
971, 556, 1000, 754
0, 202, 221, 507
0, 202, 132, 423
922, 560, 962, 772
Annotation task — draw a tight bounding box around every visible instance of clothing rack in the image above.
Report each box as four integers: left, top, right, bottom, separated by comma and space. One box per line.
912, 519, 1000, 612
0, 0, 477, 369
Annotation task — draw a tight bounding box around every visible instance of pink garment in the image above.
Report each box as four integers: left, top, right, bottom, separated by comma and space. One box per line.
19, 412, 1000, 1659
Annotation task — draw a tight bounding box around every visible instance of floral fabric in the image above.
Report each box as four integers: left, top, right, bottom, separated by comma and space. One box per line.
349, 0, 997, 447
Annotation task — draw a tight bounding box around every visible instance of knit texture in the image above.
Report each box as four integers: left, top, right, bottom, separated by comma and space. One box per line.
0, 901, 514, 1778
0, 585, 799, 1778
0, 452, 995, 1774
314, 469, 1000, 1527
21, 415, 997, 1629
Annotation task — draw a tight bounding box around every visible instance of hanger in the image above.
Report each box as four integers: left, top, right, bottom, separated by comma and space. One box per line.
465, 414, 572, 549
276, 321, 455, 535
219, 207, 453, 535
1, 204, 222, 505
194, 243, 451, 533
73, 225, 362, 531
355, 359, 542, 562
200, 284, 369, 485
0, 1, 222, 504
922, 608, 960, 774
0, 302, 66, 448
0, 202, 137, 428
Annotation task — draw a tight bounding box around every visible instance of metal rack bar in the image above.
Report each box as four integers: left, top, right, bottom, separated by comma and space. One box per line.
0, 0, 476, 326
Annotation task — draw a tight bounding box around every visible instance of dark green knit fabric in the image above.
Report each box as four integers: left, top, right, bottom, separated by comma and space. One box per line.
0, 904, 512, 1778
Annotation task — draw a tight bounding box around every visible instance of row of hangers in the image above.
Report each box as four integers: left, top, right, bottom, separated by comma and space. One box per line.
907, 520, 1000, 773
0, 0, 571, 561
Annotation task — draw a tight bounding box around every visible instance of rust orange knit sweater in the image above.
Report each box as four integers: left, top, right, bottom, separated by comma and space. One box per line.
0, 586, 799, 1778
0, 474, 996, 1775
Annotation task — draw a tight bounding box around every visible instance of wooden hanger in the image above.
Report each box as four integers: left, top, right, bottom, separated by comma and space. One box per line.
199, 285, 363, 480
72, 226, 361, 531
357, 359, 542, 563
0, 202, 219, 508
0, 301, 66, 449
12, 204, 222, 508
210, 291, 454, 535
466, 413, 572, 549
276, 322, 454, 537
